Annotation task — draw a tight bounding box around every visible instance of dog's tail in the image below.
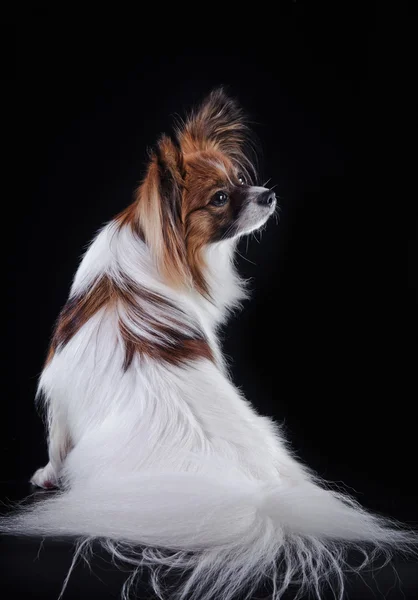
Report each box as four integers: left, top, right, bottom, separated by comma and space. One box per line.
1, 471, 416, 600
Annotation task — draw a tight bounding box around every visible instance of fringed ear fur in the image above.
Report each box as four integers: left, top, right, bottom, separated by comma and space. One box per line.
137, 135, 191, 289
177, 87, 256, 182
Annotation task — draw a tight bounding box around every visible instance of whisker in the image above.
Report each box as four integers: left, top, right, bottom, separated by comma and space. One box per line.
221, 222, 236, 241
236, 250, 256, 266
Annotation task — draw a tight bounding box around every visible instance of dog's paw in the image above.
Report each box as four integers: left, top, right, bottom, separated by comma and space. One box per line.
30, 463, 58, 489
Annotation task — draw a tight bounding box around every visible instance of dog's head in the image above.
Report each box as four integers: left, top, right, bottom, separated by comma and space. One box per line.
132, 88, 276, 294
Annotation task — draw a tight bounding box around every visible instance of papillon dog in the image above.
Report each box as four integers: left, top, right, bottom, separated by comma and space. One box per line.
3, 89, 415, 600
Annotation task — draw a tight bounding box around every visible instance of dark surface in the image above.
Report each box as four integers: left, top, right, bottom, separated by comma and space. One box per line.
6, 3, 417, 599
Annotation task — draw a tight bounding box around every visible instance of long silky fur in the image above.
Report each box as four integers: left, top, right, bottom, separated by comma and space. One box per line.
2, 89, 417, 600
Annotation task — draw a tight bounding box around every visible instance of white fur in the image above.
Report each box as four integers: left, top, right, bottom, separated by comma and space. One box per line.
2, 219, 416, 600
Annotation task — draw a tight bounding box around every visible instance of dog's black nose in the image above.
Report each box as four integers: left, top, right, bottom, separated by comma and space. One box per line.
257, 190, 276, 207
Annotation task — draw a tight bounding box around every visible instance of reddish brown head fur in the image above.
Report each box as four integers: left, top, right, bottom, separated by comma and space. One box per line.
126, 88, 257, 296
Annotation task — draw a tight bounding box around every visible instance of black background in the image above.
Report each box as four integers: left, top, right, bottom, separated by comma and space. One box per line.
4, 3, 417, 599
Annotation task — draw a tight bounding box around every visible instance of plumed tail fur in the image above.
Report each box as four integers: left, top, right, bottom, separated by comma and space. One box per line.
1, 472, 416, 600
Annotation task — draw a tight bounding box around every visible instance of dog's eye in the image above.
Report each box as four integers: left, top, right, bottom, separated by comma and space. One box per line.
210, 191, 229, 207
238, 174, 246, 185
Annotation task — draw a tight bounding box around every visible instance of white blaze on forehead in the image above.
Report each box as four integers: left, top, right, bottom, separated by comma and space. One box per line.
207, 159, 233, 184
248, 186, 270, 196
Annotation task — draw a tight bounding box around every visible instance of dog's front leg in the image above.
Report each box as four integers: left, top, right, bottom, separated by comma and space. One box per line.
30, 408, 72, 489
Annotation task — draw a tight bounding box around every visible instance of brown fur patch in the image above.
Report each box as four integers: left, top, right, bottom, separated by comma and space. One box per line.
137, 137, 190, 290
47, 277, 112, 364
46, 275, 213, 370
182, 150, 250, 295
116, 277, 214, 369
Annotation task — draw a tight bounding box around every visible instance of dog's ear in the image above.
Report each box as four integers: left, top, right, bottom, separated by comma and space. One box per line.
137, 135, 190, 288
177, 87, 255, 180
